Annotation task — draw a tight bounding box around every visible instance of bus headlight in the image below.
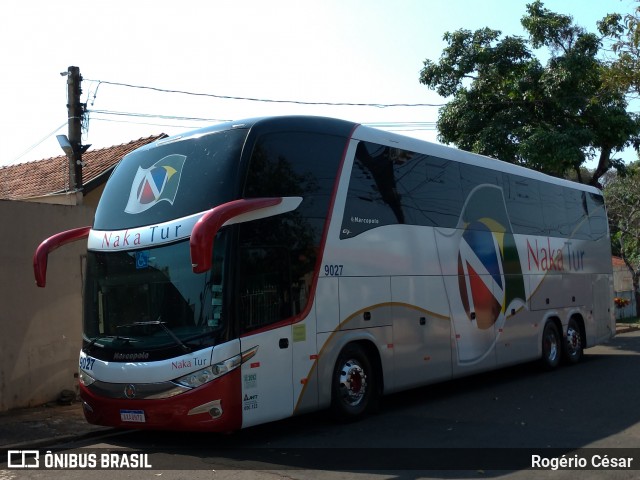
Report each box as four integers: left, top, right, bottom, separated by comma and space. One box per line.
78, 370, 96, 387
175, 367, 215, 388
212, 355, 241, 376
174, 354, 241, 388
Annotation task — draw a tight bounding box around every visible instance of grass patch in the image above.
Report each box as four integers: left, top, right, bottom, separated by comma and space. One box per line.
618, 316, 640, 325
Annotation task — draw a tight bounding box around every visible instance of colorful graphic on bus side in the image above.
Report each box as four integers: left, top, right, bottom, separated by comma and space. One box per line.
452, 185, 526, 363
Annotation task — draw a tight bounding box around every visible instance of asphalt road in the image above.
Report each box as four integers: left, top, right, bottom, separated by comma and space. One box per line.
4, 330, 640, 479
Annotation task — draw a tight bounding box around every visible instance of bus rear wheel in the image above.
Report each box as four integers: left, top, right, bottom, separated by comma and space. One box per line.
563, 318, 584, 364
331, 344, 376, 420
541, 321, 561, 370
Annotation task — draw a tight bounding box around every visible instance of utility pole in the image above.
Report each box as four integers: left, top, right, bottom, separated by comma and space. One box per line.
66, 66, 86, 192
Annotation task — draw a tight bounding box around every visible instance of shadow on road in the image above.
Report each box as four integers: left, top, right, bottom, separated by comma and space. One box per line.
69, 332, 640, 475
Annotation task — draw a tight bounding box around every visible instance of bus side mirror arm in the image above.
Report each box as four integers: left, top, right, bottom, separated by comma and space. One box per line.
33, 226, 91, 288
190, 197, 302, 274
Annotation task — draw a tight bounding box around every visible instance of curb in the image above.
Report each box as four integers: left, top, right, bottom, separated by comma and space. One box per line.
3, 427, 118, 450
616, 325, 640, 334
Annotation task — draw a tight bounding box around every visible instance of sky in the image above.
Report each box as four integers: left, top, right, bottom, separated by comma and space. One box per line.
0, 0, 637, 168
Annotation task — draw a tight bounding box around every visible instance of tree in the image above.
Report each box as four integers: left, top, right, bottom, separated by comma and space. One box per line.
419, 0, 640, 187
604, 163, 640, 317
599, 1, 640, 98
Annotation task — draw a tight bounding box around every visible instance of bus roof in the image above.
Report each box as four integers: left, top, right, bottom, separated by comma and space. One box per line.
139, 115, 601, 195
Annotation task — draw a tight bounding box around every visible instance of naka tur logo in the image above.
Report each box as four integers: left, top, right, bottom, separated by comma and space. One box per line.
125, 154, 186, 214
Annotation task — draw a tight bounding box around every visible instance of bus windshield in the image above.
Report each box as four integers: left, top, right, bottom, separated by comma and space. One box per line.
83, 234, 227, 358
94, 127, 247, 230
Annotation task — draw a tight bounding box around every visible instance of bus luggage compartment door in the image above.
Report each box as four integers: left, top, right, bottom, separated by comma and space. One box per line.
390, 275, 452, 390
338, 276, 392, 330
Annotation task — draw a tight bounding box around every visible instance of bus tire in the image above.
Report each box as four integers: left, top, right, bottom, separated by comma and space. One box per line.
330, 344, 376, 420
541, 321, 561, 370
563, 317, 584, 365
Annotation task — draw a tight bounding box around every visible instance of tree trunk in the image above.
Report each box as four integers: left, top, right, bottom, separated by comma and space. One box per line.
589, 146, 612, 188
635, 274, 640, 319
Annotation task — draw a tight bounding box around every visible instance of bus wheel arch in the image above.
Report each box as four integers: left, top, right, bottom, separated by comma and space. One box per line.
563, 315, 585, 365
541, 318, 562, 370
330, 340, 381, 420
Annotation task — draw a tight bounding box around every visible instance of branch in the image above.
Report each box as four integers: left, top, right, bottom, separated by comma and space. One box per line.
590, 146, 612, 187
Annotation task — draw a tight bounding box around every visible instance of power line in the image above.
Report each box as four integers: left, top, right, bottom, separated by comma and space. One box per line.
364, 121, 437, 131
86, 78, 633, 110
90, 117, 209, 130
84, 79, 445, 108
89, 109, 231, 123
10, 122, 67, 163
88, 108, 439, 131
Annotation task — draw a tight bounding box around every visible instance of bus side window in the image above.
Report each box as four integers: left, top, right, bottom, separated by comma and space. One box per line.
340, 142, 406, 239
540, 183, 567, 237
503, 175, 545, 235
563, 189, 591, 239
418, 157, 462, 228
392, 152, 463, 229
239, 131, 346, 330
341, 143, 465, 238
587, 193, 607, 240
458, 163, 507, 231
237, 242, 292, 331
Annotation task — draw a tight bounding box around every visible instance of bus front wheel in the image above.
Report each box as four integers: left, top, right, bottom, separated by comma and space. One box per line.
541, 321, 561, 370
331, 344, 376, 420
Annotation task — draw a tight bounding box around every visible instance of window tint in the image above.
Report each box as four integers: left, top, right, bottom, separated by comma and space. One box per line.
458, 164, 506, 231
563, 189, 590, 239
238, 131, 346, 332
83, 238, 226, 355
418, 157, 463, 228
95, 129, 246, 230
503, 175, 545, 235
339, 141, 606, 242
237, 224, 297, 331
461, 184, 511, 230
587, 193, 607, 239
341, 142, 464, 238
540, 184, 567, 237
340, 142, 407, 238
459, 163, 503, 197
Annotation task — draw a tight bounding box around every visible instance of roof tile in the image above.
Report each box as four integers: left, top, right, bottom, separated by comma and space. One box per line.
0, 134, 166, 200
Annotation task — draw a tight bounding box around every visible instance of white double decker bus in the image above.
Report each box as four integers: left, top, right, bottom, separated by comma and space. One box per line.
35, 116, 614, 432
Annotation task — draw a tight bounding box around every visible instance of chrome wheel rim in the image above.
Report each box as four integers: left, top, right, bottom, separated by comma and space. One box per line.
338, 359, 367, 407
566, 325, 582, 358
544, 329, 559, 363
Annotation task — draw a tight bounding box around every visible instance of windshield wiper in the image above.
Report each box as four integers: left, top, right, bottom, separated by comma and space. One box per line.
118, 319, 191, 354
83, 335, 139, 353
83, 336, 102, 353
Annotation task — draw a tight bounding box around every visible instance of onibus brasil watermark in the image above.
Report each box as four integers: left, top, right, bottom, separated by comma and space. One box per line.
7, 450, 151, 469
5, 448, 639, 471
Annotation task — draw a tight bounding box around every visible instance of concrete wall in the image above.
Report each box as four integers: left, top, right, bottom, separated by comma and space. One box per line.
0, 200, 94, 411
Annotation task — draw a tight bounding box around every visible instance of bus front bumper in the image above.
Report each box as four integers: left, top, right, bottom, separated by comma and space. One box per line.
79, 370, 242, 432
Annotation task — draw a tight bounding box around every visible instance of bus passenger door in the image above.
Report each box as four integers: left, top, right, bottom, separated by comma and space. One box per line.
236, 244, 294, 429
239, 325, 293, 429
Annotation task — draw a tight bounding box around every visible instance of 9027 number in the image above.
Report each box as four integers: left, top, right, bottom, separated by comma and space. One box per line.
324, 264, 343, 276
80, 356, 95, 371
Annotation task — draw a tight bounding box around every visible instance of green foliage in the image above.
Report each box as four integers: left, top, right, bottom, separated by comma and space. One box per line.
604, 163, 640, 315
419, 0, 640, 186
599, 2, 640, 96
